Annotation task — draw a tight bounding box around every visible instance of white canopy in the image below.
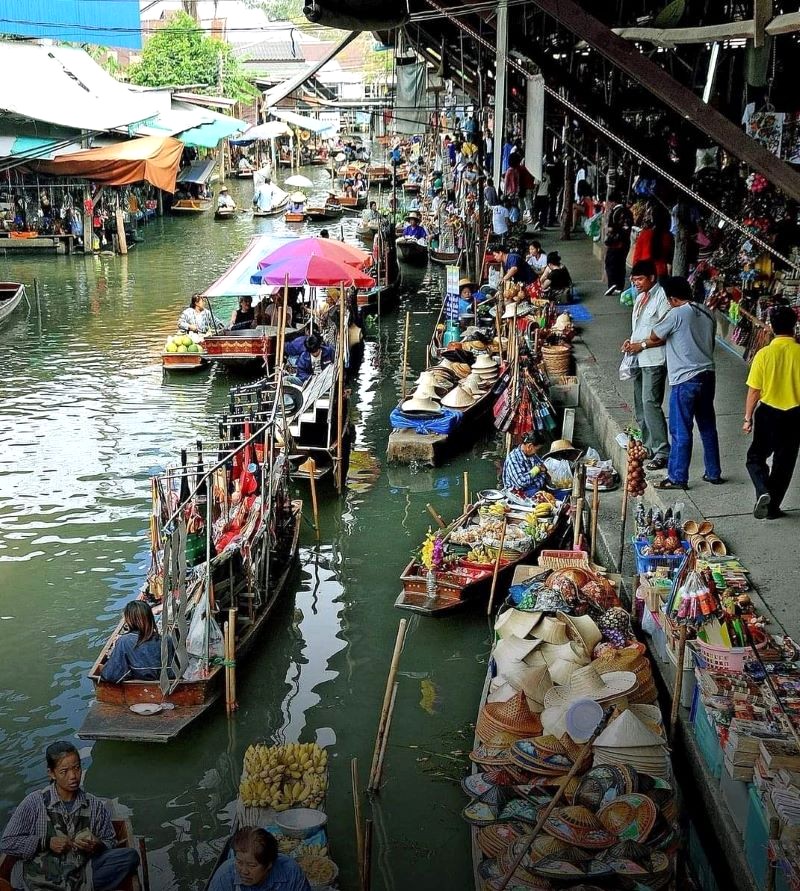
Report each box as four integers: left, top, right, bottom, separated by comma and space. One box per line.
239, 121, 292, 140
269, 109, 336, 134
0, 43, 160, 131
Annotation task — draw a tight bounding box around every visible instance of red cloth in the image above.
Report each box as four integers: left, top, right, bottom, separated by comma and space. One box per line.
632, 228, 675, 278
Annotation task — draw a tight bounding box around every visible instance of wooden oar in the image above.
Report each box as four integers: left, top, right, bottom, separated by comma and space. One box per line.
426, 503, 446, 529
486, 519, 508, 616
368, 619, 407, 792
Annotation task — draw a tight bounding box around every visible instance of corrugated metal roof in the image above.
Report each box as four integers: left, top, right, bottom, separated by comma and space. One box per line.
235, 39, 300, 62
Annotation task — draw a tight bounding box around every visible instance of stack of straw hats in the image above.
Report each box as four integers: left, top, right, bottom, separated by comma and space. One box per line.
591, 709, 670, 779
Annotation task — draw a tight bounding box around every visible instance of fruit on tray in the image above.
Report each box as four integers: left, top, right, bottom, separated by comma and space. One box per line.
240, 743, 328, 810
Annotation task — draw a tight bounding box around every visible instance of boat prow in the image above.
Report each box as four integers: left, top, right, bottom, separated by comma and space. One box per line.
0, 282, 25, 328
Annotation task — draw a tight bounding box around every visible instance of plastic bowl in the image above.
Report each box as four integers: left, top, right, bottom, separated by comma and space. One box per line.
275, 808, 328, 839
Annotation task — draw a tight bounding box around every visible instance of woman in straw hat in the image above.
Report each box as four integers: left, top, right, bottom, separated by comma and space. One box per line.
502, 431, 550, 497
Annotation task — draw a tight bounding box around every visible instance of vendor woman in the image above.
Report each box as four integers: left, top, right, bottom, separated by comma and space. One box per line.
100, 600, 173, 684
502, 431, 550, 496
0, 741, 140, 891
178, 294, 213, 334
230, 295, 256, 330
209, 827, 309, 891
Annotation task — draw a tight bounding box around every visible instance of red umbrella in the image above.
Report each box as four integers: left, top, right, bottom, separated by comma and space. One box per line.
257, 236, 371, 271
257, 254, 375, 288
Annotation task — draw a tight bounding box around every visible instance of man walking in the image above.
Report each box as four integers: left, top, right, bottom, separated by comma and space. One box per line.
744, 305, 800, 519
631, 276, 722, 490
620, 261, 671, 470
604, 191, 633, 296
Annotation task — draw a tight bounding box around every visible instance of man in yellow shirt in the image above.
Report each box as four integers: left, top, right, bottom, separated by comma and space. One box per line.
744, 305, 800, 519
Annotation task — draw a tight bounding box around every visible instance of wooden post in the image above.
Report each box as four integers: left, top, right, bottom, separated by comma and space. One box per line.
426, 503, 447, 528
83, 191, 93, 250
336, 282, 346, 493
400, 310, 411, 399
573, 496, 584, 550
227, 607, 237, 714
486, 519, 508, 616
463, 471, 470, 513
617, 484, 629, 573
308, 460, 320, 540
351, 758, 365, 889
590, 478, 600, 564
669, 624, 688, 743
362, 819, 373, 891
276, 275, 289, 371
372, 682, 399, 792
368, 619, 407, 792
115, 199, 128, 255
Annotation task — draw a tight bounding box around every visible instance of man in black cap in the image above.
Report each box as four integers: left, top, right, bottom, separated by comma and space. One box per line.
289, 333, 334, 384
502, 431, 550, 496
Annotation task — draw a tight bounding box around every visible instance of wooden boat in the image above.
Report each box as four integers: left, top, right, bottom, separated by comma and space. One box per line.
171, 197, 212, 214
0, 282, 25, 328
332, 192, 367, 210
367, 165, 393, 186
429, 247, 461, 266
305, 202, 343, 222
356, 222, 379, 243
395, 501, 565, 616
214, 206, 236, 220
396, 235, 429, 266
202, 325, 283, 370
236, 166, 255, 178
0, 814, 146, 890
79, 424, 302, 742
403, 182, 422, 195
285, 210, 306, 223
253, 197, 289, 218
161, 350, 208, 372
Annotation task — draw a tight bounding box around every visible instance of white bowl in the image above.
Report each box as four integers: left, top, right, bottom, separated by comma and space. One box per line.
275, 807, 328, 839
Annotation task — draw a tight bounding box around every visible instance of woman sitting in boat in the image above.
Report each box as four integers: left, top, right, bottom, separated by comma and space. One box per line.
361, 201, 379, 225
256, 291, 293, 328
230, 295, 256, 330
238, 154, 253, 172
217, 186, 236, 211
100, 601, 173, 684
208, 827, 310, 891
502, 431, 550, 497
0, 741, 140, 891
402, 212, 427, 240
178, 294, 213, 334
288, 334, 334, 385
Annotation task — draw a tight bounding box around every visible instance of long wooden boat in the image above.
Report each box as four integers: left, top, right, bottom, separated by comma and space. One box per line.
0, 282, 25, 328
203, 326, 279, 370
171, 197, 212, 214
356, 222, 379, 243
396, 236, 429, 266
285, 210, 306, 223
253, 197, 289, 218
429, 247, 461, 266
305, 202, 343, 222
236, 166, 255, 178
214, 207, 237, 220
79, 500, 302, 743
332, 192, 367, 210
395, 501, 565, 616
367, 165, 393, 186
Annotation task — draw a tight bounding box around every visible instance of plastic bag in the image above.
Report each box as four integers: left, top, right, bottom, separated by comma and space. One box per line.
619, 286, 636, 308
186, 596, 224, 661
619, 352, 639, 381
543, 458, 573, 490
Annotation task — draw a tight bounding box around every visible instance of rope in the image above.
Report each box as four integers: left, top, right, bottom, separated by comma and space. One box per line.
423, 0, 800, 274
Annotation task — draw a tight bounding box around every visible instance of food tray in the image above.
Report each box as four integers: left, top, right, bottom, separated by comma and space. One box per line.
633, 539, 690, 574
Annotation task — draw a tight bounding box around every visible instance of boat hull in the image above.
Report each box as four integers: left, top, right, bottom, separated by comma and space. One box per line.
203, 329, 276, 369
429, 249, 461, 266
171, 199, 212, 214
0, 282, 24, 327
305, 204, 343, 221
161, 352, 208, 371
253, 199, 288, 218
285, 212, 306, 223
397, 238, 428, 266
214, 208, 236, 220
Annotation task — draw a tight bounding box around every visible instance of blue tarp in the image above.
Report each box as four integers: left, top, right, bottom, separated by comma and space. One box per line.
390, 406, 463, 435
0, 0, 143, 49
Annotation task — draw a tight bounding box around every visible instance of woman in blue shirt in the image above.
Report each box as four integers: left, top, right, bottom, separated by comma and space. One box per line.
209, 828, 311, 891
101, 601, 172, 684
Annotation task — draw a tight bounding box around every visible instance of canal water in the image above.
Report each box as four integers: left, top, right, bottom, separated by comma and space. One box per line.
0, 171, 505, 889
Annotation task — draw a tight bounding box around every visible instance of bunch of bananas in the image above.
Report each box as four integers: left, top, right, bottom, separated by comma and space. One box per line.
480, 502, 507, 518
239, 742, 328, 810
466, 546, 493, 565
527, 503, 554, 521
295, 843, 329, 859
533, 491, 557, 506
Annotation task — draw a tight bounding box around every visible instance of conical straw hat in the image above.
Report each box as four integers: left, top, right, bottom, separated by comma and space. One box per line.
558, 611, 602, 655
400, 394, 441, 413
483, 690, 543, 736
533, 616, 570, 645
548, 658, 583, 686
463, 372, 489, 393
502, 662, 553, 703
494, 634, 542, 667
473, 353, 499, 371
540, 702, 569, 738
441, 385, 475, 409
544, 666, 638, 709
410, 379, 441, 401
593, 709, 666, 749
495, 608, 541, 640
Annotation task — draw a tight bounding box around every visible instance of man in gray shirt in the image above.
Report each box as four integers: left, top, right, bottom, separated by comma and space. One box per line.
632, 276, 723, 490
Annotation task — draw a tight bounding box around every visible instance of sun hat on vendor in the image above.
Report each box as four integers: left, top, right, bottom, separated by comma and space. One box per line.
407, 211, 421, 221
220, 185, 229, 192
544, 438, 582, 462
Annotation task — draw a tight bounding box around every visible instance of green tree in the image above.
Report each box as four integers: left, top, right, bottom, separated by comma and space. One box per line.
128, 11, 256, 102
244, 0, 305, 24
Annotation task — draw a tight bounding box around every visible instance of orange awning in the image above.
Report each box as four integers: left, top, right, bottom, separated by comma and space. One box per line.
36, 136, 184, 192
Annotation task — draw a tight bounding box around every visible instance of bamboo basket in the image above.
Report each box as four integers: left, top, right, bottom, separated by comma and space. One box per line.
537, 549, 590, 570
541, 344, 573, 377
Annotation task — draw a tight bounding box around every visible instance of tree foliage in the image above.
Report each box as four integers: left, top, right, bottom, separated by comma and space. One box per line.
244, 0, 305, 24
128, 11, 256, 102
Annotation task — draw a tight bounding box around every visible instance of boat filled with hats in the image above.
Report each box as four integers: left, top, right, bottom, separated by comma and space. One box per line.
463, 540, 680, 890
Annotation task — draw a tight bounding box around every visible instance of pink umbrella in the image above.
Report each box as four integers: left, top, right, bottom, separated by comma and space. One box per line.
257, 236, 370, 271
257, 254, 375, 288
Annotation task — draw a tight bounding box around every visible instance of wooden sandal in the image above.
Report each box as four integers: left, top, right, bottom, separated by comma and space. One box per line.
698, 521, 714, 535
707, 534, 727, 556
683, 520, 699, 535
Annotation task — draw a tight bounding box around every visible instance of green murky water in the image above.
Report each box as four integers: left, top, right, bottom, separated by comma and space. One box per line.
0, 171, 504, 890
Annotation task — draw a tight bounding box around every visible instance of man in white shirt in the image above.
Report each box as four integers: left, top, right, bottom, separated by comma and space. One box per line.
492, 201, 510, 237
217, 186, 236, 210
620, 260, 671, 469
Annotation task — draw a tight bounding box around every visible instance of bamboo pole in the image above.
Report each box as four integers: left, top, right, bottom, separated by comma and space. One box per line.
486, 519, 508, 616
277, 274, 289, 371
617, 484, 629, 573
228, 607, 238, 714
669, 624, 688, 743
573, 496, 584, 550
401, 310, 411, 399
463, 471, 470, 513
336, 282, 346, 493
308, 459, 320, 540
496, 717, 607, 890
426, 503, 447, 528
138, 837, 151, 891
362, 819, 373, 891
224, 620, 232, 714
351, 758, 365, 889
372, 682, 399, 792
590, 478, 600, 564
368, 619, 407, 792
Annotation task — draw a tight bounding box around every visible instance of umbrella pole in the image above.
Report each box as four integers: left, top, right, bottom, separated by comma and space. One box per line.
277, 274, 289, 371
337, 281, 346, 493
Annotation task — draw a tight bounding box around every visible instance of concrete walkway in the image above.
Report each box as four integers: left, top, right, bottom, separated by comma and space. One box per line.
535, 231, 799, 640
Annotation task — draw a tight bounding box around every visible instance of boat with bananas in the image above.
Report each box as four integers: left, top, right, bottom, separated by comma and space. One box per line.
79, 401, 302, 743
395, 493, 567, 616
204, 741, 339, 890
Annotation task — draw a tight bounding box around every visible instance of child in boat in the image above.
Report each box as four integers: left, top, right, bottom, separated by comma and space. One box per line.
0, 741, 140, 890
100, 601, 173, 684
209, 827, 310, 891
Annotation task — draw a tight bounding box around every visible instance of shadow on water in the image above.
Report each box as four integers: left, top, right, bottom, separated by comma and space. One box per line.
0, 173, 504, 889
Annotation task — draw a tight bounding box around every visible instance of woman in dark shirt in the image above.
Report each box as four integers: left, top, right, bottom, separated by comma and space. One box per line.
101, 601, 171, 683
230, 296, 256, 330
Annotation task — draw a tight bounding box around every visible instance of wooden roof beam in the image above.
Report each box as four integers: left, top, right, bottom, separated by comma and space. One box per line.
528, 0, 800, 202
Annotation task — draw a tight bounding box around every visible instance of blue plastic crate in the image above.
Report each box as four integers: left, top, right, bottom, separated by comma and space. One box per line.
633, 538, 691, 574
745, 786, 770, 885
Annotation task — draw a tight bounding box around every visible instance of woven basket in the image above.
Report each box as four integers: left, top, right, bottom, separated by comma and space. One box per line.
542, 344, 573, 377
